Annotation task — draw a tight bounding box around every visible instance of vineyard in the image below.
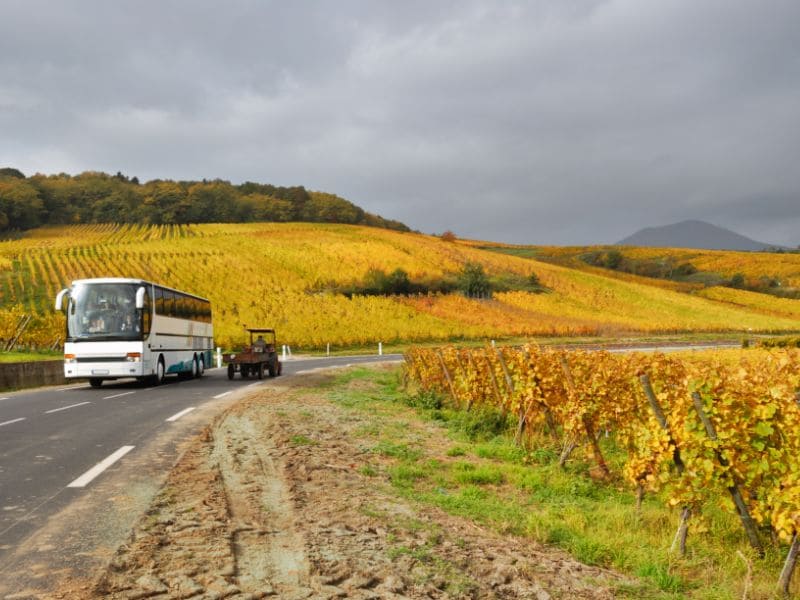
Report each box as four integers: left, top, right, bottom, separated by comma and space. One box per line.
527, 244, 800, 289
2, 223, 800, 350
404, 345, 800, 595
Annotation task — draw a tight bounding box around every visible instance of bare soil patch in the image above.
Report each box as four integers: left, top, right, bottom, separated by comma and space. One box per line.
86, 370, 627, 599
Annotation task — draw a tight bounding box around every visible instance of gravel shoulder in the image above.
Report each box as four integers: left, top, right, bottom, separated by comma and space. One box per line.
44, 368, 630, 599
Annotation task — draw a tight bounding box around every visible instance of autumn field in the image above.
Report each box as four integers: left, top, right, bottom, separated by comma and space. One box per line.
520, 244, 800, 289
2, 223, 800, 350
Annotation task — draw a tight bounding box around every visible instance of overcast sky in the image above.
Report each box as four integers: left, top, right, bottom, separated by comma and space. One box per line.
1, 1, 799, 246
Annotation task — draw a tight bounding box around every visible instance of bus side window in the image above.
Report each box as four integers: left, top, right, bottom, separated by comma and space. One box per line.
155, 287, 165, 315
165, 291, 176, 317
178, 294, 188, 319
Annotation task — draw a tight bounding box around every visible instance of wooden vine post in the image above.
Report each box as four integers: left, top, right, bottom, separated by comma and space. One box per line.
464, 350, 480, 411
483, 351, 504, 408
403, 353, 417, 388
690, 391, 764, 557
559, 356, 610, 478
523, 349, 560, 443
453, 350, 469, 407
639, 374, 690, 555
436, 350, 458, 403
494, 348, 529, 445
778, 533, 799, 597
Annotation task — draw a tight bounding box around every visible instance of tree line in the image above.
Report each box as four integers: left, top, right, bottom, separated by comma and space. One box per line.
0, 168, 409, 233
323, 262, 544, 299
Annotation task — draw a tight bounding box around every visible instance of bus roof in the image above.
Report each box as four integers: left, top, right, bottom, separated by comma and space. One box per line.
70, 278, 210, 303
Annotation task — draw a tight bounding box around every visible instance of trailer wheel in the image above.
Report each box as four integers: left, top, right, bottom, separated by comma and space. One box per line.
257, 363, 264, 379
241, 366, 250, 378
227, 363, 235, 380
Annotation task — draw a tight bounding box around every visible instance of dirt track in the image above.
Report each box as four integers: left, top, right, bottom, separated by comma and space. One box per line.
75, 370, 627, 599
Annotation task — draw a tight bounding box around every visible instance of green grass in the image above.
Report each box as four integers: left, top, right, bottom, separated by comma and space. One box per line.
0, 350, 61, 363
289, 434, 317, 446
325, 365, 799, 600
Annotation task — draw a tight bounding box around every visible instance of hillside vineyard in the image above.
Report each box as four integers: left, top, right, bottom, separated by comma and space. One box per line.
2, 223, 800, 349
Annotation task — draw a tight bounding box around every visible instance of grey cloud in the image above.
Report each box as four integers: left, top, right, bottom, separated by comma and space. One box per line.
1, 0, 799, 246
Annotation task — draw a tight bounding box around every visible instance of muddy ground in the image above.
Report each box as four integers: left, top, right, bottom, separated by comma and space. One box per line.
52, 368, 629, 599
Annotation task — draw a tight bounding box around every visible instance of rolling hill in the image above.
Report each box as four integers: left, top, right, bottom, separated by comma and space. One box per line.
617, 219, 781, 251
1, 223, 800, 350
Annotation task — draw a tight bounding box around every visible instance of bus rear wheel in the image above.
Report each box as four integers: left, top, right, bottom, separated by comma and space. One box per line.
89, 378, 102, 388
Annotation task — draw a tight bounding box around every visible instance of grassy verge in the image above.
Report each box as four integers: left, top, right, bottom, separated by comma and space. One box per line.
0, 350, 61, 363
325, 365, 797, 600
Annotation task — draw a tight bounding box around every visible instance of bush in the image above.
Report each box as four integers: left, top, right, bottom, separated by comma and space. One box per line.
447, 407, 509, 441
457, 262, 492, 298
405, 389, 445, 410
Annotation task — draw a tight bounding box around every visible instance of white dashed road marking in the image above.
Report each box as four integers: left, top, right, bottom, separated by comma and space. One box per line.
44, 402, 91, 414
165, 407, 195, 422
0, 418, 25, 427
67, 446, 135, 488
103, 391, 136, 400
213, 391, 232, 399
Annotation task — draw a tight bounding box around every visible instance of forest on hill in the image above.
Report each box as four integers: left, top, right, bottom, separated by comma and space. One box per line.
0, 168, 409, 233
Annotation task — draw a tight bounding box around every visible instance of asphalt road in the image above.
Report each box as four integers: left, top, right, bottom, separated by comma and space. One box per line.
0, 354, 402, 566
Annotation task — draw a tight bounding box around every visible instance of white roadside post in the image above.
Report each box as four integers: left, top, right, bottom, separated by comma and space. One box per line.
327, 343, 330, 356
379, 342, 383, 356
216, 347, 222, 368
282, 345, 287, 360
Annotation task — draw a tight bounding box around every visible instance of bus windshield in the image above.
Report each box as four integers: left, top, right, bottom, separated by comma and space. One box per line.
67, 282, 144, 341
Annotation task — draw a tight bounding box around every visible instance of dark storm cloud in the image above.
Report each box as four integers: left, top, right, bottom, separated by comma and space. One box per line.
1, 0, 799, 246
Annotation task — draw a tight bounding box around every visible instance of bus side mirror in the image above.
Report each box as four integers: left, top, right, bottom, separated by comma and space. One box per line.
55, 289, 69, 311
135, 287, 147, 310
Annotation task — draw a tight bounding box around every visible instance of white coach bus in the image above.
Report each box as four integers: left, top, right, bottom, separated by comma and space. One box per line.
55, 278, 213, 387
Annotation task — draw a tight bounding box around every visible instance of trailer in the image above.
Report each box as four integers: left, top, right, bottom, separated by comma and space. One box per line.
224, 328, 282, 379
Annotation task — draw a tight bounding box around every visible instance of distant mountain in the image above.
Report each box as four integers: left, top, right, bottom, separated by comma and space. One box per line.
617, 220, 780, 251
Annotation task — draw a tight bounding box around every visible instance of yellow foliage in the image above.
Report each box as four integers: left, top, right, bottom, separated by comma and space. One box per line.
2, 223, 800, 349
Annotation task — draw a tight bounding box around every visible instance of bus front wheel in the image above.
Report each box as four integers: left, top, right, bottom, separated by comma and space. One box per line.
89, 378, 102, 388
152, 358, 166, 385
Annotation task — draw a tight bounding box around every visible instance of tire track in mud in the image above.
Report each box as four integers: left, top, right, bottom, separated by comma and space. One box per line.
93, 400, 313, 599
213, 410, 310, 597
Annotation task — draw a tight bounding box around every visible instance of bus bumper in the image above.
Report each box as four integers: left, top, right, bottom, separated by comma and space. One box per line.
64, 362, 149, 379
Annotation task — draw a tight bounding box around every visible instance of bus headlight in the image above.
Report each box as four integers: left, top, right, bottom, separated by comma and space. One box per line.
126, 352, 142, 362
64, 353, 76, 364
